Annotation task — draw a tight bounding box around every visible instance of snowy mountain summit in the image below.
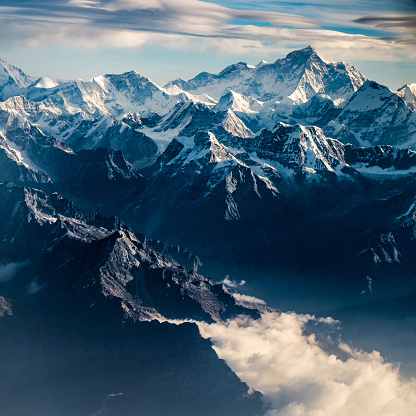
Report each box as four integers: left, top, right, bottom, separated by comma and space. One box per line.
167, 46, 366, 106
1, 46, 414, 172
0, 58, 35, 100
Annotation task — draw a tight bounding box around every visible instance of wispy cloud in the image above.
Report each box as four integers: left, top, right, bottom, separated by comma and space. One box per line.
0, 261, 29, 282
0, 0, 317, 52
0, 0, 317, 37
356, 14, 416, 42
198, 312, 416, 416
0, 0, 414, 64
353, 0, 416, 45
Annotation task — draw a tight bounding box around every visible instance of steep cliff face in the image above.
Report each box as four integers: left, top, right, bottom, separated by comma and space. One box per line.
0, 183, 268, 416
0, 183, 269, 322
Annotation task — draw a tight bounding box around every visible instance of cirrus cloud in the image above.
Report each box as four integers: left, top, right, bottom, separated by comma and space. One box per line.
0, 0, 318, 38
355, 14, 416, 45
354, 0, 416, 44
0, 0, 414, 62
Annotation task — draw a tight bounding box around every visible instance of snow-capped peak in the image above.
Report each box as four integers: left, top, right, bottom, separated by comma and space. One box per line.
0, 57, 35, 100
214, 90, 263, 114
275, 45, 320, 67
0, 57, 34, 89
397, 83, 416, 112
164, 47, 366, 108
256, 60, 268, 67
218, 61, 253, 78
32, 76, 59, 89
342, 80, 394, 112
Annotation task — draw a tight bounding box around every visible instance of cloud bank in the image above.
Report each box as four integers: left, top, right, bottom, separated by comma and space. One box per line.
0, 0, 414, 62
198, 312, 416, 416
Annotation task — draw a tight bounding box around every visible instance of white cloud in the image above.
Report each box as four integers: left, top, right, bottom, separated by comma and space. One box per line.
198, 312, 416, 416
222, 276, 246, 287
68, 0, 103, 7
232, 293, 266, 305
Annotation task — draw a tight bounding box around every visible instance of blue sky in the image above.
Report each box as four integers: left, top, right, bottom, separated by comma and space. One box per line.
0, 0, 415, 88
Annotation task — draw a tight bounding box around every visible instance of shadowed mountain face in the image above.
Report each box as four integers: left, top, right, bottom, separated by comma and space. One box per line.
0, 184, 269, 322
0, 301, 265, 416
0, 183, 267, 416
117, 126, 416, 307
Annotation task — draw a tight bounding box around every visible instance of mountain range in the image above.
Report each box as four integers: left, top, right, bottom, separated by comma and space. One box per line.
1, 46, 416, 415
